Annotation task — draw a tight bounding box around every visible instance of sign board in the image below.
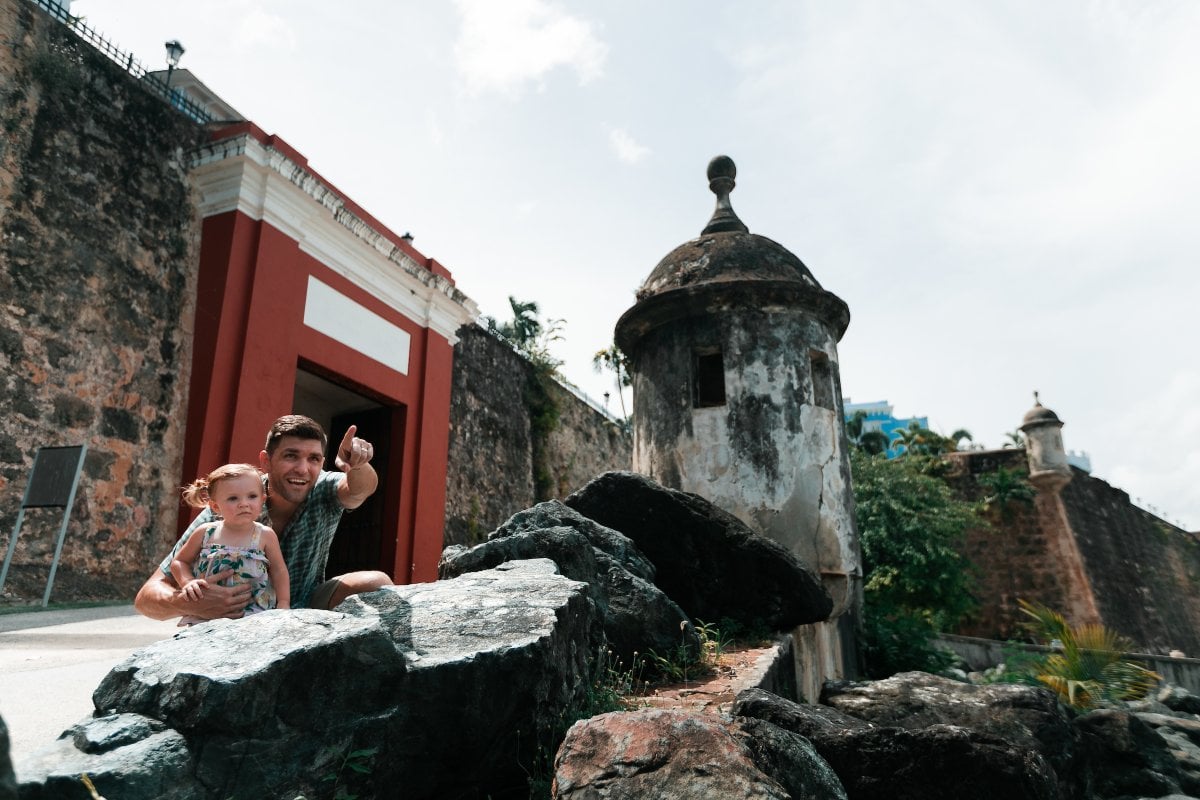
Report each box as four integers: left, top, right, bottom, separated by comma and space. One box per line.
22, 446, 87, 508
0, 444, 88, 606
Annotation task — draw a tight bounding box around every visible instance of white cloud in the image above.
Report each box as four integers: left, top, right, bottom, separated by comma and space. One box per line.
452, 0, 607, 95
1108, 368, 1200, 530
427, 110, 444, 147
234, 8, 297, 51
608, 127, 650, 164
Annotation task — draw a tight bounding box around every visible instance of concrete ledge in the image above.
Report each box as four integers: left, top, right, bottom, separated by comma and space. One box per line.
938, 633, 1200, 694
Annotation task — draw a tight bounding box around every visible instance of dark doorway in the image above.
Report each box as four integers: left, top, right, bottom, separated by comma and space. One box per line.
324, 406, 392, 577
292, 366, 400, 579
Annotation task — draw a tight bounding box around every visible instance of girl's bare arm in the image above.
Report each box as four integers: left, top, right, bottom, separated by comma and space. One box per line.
261, 528, 291, 610
168, 524, 211, 591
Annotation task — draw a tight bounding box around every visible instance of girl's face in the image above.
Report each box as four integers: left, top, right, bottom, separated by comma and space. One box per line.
208, 473, 265, 522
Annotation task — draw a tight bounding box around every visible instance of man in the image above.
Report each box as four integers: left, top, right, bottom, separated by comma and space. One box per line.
134, 415, 393, 620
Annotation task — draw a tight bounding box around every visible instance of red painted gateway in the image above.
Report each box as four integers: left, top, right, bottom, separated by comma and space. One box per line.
181, 121, 477, 585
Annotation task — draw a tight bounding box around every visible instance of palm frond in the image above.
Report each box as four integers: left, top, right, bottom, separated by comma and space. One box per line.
1017, 599, 1160, 708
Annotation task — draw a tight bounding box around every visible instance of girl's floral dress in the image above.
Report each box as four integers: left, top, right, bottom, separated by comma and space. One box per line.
178, 521, 277, 626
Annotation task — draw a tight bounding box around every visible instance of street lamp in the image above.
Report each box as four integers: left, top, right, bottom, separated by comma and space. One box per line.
164, 40, 185, 87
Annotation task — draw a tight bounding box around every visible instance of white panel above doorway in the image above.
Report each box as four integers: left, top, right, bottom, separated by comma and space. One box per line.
303, 276, 411, 375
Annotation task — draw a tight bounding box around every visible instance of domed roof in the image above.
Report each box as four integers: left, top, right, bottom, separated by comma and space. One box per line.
616, 156, 850, 352
1020, 392, 1063, 429
638, 230, 823, 300
635, 155, 823, 301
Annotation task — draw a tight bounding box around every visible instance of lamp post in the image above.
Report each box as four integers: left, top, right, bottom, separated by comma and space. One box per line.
164, 39, 185, 88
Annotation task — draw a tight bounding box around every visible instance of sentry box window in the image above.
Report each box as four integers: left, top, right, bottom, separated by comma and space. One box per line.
694, 350, 727, 408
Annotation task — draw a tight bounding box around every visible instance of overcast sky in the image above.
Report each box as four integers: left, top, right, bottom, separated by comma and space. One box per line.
72, 0, 1200, 529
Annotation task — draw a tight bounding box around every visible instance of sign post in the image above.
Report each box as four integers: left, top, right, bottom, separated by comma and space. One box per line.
0, 444, 88, 607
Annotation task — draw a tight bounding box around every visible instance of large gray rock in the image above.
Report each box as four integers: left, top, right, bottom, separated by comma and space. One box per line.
1135, 712, 1200, 795
17, 715, 199, 800
1075, 709, 1187, 799
734, 686, 876, 736
565, 471, 833, 629
736, 687, 1060, 799
1159, 685, 1200, 716
735, 716, 849, 800
0, 713, 16, 800
552, 708, 847, 799
442, 511, 698, 665
489, 500, 657, 581
821, 671, 1079, 793
814, 722, 1059, 799
19, 560, 596, 800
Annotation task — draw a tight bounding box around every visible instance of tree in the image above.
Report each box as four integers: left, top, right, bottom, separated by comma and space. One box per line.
977, 467, 1036, 522
851, 449, 981, 677
949, 428, 974, 450
891, 421, 972, 457
846, 410, 890, 456
485, 296, 564, 371
493, 296, 542, 349
592, 343, 630, 420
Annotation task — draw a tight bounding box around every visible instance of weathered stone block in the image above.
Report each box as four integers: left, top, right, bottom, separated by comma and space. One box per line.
22, 560, 596, 799
820, 671, 1077, 794
566, 470, 833, 629
554, 708, 847, 800
442, 514, 697, 665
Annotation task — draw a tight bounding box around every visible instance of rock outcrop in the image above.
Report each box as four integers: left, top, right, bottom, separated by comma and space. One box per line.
441, 501, 698, 664
18, 560, 594, 799
1074, 709, 1192, 799
553, 707, 847, 799
1159, 685, 1200, 717
1133, 712, 1200, 796
565, 471, 833, 628
735, 686, 1059, 799
820, 670, 1078, 792
0, 713, 16, 800
16, 470, 1200, 800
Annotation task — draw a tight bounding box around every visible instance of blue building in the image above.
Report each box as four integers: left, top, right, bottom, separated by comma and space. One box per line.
844, 399, 928, 459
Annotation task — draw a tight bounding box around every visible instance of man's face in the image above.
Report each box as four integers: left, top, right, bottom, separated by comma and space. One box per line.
261, 436, 325, 505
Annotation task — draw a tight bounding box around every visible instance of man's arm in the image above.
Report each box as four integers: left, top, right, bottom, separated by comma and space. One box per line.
134, 515, 250, 621
334, 424, 379, 510
133, 566, 251, 621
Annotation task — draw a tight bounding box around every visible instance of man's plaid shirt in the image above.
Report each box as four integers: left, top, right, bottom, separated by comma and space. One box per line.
159, 471, 345, 608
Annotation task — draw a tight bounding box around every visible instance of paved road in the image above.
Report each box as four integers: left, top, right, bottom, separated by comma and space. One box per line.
0, 605, 179, 772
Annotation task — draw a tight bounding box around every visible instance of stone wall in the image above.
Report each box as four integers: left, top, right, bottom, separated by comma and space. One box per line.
0, 0, 205, 602
945, 449, 1200, 655
443, 324, 631, 547
1061, 470, 1200, 656
946, 449, 1073, 641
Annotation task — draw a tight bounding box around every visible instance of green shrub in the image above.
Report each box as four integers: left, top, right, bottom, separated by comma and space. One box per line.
861, 609, 958, 679
1015, 600, 1160, 709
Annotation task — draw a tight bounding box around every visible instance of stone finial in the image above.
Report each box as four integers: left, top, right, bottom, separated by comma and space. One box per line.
702, 155, 750, 235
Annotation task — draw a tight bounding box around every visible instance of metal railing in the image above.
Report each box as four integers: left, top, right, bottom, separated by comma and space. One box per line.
26, 0, 213, 124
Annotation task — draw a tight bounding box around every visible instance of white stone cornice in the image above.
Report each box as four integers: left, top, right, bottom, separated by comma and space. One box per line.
187, 134, 478, 343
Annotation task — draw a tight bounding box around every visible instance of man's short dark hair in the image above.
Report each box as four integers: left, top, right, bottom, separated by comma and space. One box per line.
265, 414, 328, 455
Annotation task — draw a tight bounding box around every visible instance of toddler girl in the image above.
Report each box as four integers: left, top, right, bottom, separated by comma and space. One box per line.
172, 463, 290, 626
